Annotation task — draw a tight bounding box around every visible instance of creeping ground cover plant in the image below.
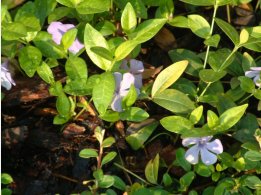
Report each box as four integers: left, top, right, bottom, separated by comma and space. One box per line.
1, 0, 261, 194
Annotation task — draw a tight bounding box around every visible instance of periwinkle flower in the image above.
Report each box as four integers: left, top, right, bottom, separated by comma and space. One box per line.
245, 67, 261, 87
47, 21, 84, 54
111, 72, 139, 112
1, 60, 16, 90
182, 136, 223, 165
120, 59, 144, 89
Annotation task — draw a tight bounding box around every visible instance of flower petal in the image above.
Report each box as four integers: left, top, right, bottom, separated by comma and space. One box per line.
68, 38, 84, 54
253, 75, 261, 87
113, 72, 123, 91
111, 94, 123, 112
200, 147, 217, 165
47, 22, 64, 44
182, 137, 200, 146
245, 70, 259, 78
129, 59, 144, 74
120, 73, 135, 91
250, 67, 261, 71
206, 139, 223, 154
120, 60, 129, 71
134, 74, 143, 89
185, 145, 200, 164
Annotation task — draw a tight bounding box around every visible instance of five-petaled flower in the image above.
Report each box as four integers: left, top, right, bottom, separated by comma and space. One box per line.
111, 72, 139, 112
1, 60, 16, 90
245, 67, 261, 87
120, 59, 144, 89
47, 21, 84, 54
182, 136, 223, 165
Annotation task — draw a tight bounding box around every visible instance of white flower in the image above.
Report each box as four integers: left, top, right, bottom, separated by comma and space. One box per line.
1, 60, 16, 90
245, 67, 261, 87
182, 136, 223, 165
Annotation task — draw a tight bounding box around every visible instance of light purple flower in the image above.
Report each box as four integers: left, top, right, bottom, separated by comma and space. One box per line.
111, 72, 139, 112
1, 60, 16, 90
120, 59, 144, 89
47, 21, 84, 54
182, 136, 223, 165
245, 67, 261, 87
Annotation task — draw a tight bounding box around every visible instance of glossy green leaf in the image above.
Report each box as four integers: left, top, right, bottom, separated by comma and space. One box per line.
48, 7, 72, 23
171, 78, 197, 98
15, 15, 41, 32
215, 18, 239, 45
180, 171, 195, 191
244, 151, 261, 162
93, 72, 115, 115
242, 52, 256, 71
199, 69, 227, 83
238, 76, 255, 93
176, 148, 191, 171
96, 20, 116, 36
239, 29, 249, 44
93, 169, 103, 180
37, 62, 54, 84
162, 173, 172, 187
153, 89, 195, 113
56, 0, 75, 7
208, 49, 235, 71
244, 176, 261, 189
64, 79, 89, 96
195, 163, 214, 177
34, 0, 57, 26
56, 93, 71, 116
19, 46, 42, 77
188, 14, 211, 39
1, 188, 12, 195
160, 116, 193, 134
90, 46, 114, 61
2, 22, 27, 41
207, 110, 219, 129
1, 173, 13, 185
233, 157, 245, 171
76, 0, 110, 14
100, 110, 120, 122
120, 107, 149, 122
84, 23, 111, 70
179, 0, 214, 6
62, 28, 77, 51
114, 40, 139, 61
102, 137, 116, 148
79, 148, 98, 158
189, 105, 203, 124
216, 0, 232, 6
152, 60, 188, 97
121, 2, 137, 34
122, 84, 138, 107
145, 154, 159, 184
101, 152, 117, 167
65, 56, 88, 80
168, 16, 188, 28
204, 34, 220, 47
126, 120, 158, 150
112, 175, 126, 190
98, 175, 115, 188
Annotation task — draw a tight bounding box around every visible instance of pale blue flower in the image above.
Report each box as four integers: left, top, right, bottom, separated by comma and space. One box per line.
245, 67, 261, 87
1, 60, 16, 90
120, 59, 144, 89
47, 21, 84, 54
182, 136, 223, 165
111, 72, 139, 112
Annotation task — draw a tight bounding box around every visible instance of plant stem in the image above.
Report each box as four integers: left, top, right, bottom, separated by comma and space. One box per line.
203, 3, 218, 69
238, 94, 253, 104
114, 162, 151, 185
218, 46, 238, 71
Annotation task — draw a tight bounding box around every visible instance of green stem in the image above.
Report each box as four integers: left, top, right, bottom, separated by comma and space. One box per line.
198, 82, 212, 101
238, 94, 253, 104
203, 3, 218, 69
114, 162, 151, 185
218, 46, 238, 71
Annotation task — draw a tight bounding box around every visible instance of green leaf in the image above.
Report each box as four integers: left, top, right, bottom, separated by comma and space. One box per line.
122, 84, 138, 107
179, 0, 214, 6
101, 152, 117, 167
244, 176, 261, 189
48, 7, 72, 23
233, 157, 245, 171
112, 175, 126, 190
238, 76, 255, 93
79, 148, 98, 158
90, 46, 114, 61
204, 34, 220, 47
102, 137, 116, 148
93, 72, 115, 115
172, 78, 197, 98
188, 14, 211, 39
216, 0, 232, 6
162, 173, 172, 187
121, 2, 137, 34
62, 28, 78, 51
160, 116, 193, 134
98, 175, 115, 188
100, 110, 120, 122
56, 93, 71, 116
242, 52, 256, 71
239, 29, 249, 44
65, 56, 88, 80
35, 0, 57, 26
195, 163, 214, 177
168, 49, 203, 77
76, 0, 110, 14
37, 62, 55, 84
19, 46, 42, 77
120, 107, 149, 122
168, 16, 188, 28
218, 104, 248, 131
15, 15, 41, 32
96, 20, 116, 36
56, 0, 75, 7
49, 81, 63, 96
207, 110, 219, 129
199, 69, 227, 83
145, 154, 159, 184
2, 22, 27, 41
244, 151, 261, 162
1, 173, 13, 185
189, 105, 203, 124
153, 89, 195, 114
180, 171, 195, 191
64, 79, 89, 96
114, 40, 139, 61
151, 60, 188, 97
208, 49, 235, 71
1, 188, 12, 195
215, 18, 239, 45
126, 120, 158, 150
93, 169, 103, 180
84, 23, 111, 71
176, 148, 191, 171
130, 18, 167, 43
